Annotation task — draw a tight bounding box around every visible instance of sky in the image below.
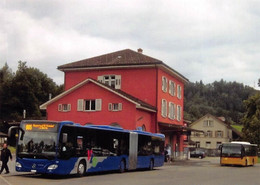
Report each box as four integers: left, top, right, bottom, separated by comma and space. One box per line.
1, 0, 260, 89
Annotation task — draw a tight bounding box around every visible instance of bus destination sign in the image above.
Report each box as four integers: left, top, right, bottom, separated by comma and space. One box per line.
24, 123, 58, 132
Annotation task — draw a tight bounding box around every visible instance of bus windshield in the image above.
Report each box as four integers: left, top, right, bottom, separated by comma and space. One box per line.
17, 122, 58, 160
221, 145, 242, 157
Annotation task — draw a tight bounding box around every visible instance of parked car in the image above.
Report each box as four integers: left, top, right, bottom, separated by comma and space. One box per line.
190, 150, 205, 159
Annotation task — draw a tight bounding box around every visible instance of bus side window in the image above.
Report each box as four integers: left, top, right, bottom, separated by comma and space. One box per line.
113, 139, 118, 149
76, 136, 84, 155
77, 136, 83, 149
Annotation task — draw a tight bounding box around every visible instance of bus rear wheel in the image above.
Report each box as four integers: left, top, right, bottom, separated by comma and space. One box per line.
77, 160, 86, 176
119, 160, 125, 173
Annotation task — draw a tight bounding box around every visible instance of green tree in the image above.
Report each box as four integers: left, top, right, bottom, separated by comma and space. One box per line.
0, 63, 14, 122
0, 61, 63, 121
241, 93, 260, 146
184, 80, 256, 123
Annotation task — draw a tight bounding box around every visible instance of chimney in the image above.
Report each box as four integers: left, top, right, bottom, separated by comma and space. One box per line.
137, 48, 143, 54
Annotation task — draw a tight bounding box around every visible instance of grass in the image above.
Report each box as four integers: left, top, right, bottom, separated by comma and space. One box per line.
231, 124, 243, 132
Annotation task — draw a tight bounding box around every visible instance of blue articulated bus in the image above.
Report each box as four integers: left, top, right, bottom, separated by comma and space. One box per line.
9, 120, 165, 176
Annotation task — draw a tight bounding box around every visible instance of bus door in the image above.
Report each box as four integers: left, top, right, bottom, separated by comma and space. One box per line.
129, 132, 138, 170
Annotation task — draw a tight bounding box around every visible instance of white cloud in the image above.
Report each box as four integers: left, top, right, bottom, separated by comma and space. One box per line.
0, 0, 260, 89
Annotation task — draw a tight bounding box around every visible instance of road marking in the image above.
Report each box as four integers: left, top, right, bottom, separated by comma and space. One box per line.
0, 175, 13, 185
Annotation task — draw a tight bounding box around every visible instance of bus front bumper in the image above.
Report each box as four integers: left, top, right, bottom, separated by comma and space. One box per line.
220, 157, 244, 166
16, 158, 60, 174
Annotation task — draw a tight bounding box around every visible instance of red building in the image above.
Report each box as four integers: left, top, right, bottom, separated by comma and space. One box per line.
40, 49, 189, 158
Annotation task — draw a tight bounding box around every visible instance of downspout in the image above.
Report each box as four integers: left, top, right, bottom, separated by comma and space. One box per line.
155, 65, 159, 133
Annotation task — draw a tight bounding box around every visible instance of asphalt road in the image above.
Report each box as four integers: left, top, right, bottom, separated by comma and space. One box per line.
1, 157, 260, 185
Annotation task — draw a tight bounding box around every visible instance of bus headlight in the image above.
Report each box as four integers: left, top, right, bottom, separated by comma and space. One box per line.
16, 162, 22, 168
47, 164, 58, 170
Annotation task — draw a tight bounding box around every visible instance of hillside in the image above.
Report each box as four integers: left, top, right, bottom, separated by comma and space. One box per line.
184, 80, 257, 124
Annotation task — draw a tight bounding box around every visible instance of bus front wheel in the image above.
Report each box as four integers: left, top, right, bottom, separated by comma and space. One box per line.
149, 160, 154, 170
244, 160, 248, 167
77, 160, 86, 176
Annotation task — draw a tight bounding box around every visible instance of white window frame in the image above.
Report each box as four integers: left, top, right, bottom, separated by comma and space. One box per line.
195, 141, 200, 148
168, 102, 176, 120
177, 105, 181, 121
194, 132, 200, 137
216, 142, 222, 149
206, 141, 211, 148
58, 104, 71, 112
162, 76, 167, 93
177, 85, 182, 99
205, 130, 213, 137
169, 80, 176, 96
161, 99, 167, 118
108, 103, 122, 111
98, 75, 121, 89
77, 99, 102, 112
203, 120, 214, 127
216, 130, 223, 138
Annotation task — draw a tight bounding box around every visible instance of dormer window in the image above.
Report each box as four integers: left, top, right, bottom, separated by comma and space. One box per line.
98, 75, 121, 89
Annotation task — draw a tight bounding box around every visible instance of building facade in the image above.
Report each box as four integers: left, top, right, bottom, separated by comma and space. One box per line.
189, 114, 241, 151
40, 49, 189, 158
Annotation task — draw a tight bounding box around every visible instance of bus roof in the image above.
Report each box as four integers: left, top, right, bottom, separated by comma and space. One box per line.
21, 120, 165, 139
222, 142, 257, 147
59, 121, 165, 139
231, 141, 250, 145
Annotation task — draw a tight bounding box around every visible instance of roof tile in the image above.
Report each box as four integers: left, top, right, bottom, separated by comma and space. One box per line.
58, 49, 162, 70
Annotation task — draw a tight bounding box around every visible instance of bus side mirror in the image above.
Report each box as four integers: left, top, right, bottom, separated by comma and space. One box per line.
8, 126, 25, 141
62, 133, 68, 143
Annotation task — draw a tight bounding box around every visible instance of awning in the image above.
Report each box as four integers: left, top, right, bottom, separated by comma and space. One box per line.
159, 122, 204, 134
0, 132, 7, 137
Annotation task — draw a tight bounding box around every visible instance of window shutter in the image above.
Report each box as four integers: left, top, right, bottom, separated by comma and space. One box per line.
178, 106, 182, 121
165, 101, 167, 118
177, 85, 182, 99
68, 104, 71, 111
180, 106, 182, 121
97, 76, 103, 82
177, 105, 179, 121
77, 99, 84, 111
169, 81, 172, 95
58, 104, 62, 111
95, 99, 102, 111
166, 78, 168, 92
162, 77, 167, 92
108, 103, 112, 111
162, 77, 164, 91
161, 100, 164, 116
174, 83, 176, 96
180, 86, 182, 99
162, 77, 163, 91
161, 99, 167, 117
168, 102, 171, 118
118, 103, 122, 111
174, 104, 177, 119
115, 75, 121, 89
